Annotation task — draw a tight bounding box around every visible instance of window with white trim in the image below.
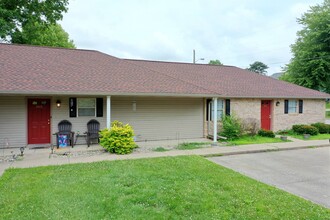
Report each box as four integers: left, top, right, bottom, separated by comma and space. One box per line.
78, 98, 96, 116
209, 99, 224, 121
288, 100, 298, 113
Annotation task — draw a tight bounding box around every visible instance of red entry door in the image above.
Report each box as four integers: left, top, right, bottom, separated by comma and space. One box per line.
261, 100, 271, 130
28, 99, 51, 144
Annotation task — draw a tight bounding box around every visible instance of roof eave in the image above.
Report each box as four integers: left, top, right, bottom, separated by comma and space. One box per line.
0, 90, 221, 98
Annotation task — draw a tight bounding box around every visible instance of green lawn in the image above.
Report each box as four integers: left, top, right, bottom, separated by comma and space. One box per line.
326, 102, 330, 109
326, 110, 330, 118
289, 133, 330, 140
223, 135, 289, 146
1, 156, 329, 219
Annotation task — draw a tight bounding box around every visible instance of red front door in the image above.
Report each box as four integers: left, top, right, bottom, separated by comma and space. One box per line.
28, 99, 51, 144
261, 100, 271, 130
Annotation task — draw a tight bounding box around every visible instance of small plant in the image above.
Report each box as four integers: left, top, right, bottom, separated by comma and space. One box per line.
292, 124, 319, 135
258, 129, 275, 138
220, 114, 242, 140
176, 142, 209, 150
153, 147, 169, 152
311, 123, 330, 134
276, 130, 290, 135
99, 120, 137, 154
241, 118, 259, 136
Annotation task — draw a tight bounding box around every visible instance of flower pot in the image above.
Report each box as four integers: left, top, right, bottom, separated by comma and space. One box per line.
303, 134, 310, 139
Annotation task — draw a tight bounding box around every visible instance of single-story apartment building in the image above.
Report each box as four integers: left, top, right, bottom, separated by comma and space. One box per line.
0, 43, 329, 148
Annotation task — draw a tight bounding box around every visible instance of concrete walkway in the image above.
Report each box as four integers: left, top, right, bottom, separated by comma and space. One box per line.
0, 137, 329, 176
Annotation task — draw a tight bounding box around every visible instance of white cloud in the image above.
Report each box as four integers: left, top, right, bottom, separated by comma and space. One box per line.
60, 0, 323, 75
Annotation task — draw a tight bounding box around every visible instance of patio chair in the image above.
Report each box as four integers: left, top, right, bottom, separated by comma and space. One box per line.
55, 120, 75, 148
85, 119, 100, 147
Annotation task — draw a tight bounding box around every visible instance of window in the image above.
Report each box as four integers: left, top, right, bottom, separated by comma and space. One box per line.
285, 99, 303, 114
209, 99, 224, 121
78, 98, 96, 116
288, 100, 297, 113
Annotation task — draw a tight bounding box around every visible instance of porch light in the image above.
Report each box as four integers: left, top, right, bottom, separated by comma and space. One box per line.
276, 101, 280, 106
19, 147, 25, 156
56, 100, 61, 108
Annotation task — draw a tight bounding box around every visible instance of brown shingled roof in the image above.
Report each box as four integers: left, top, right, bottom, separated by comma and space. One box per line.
0, 43, 329, 99
0, 44, 214, 96
126, 59, 330, 99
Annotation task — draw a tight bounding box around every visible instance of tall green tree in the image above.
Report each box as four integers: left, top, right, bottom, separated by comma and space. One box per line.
0, 0, 70, 46
281, 0, 330, 93
12, 22, 75, 48
209, 59, 223, 65
246, 61, 269, 75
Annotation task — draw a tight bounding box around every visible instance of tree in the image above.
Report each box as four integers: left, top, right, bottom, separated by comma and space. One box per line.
11, 22, 75, 48
281, 0, 330, 93
209, 59, 223, 65
0, 0, 69, 42
246, 61, 269, 75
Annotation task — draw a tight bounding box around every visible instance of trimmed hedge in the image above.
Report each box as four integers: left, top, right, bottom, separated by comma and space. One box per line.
258, 129, 275, 138
292, 124, 319, 135
311, 123, 330, 134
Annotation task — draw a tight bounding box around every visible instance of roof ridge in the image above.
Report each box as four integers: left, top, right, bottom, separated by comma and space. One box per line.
0, 43, 99, 53
123, 59, 223, 96
124, 58, 236, 68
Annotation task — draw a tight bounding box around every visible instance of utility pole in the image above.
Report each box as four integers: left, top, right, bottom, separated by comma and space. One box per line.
193, 49, 196, 63
193, 49, 204, 64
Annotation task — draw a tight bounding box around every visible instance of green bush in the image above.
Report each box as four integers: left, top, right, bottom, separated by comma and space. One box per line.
220, 115, 242, 140
311, 123, 330, 134
258, 129, 275, 138
99, 120, 137, 154
292, 124, 305, 134
292, 124, 319, 135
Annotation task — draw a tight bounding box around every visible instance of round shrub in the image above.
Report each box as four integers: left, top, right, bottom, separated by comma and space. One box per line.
292, 124, 305, 134
292, 124, 319, 135
258, 129, 275, 138
311, 123, 330, 134
99, 120, 137, 154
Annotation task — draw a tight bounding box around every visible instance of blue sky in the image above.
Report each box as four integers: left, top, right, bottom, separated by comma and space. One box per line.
60, 0, 323, 75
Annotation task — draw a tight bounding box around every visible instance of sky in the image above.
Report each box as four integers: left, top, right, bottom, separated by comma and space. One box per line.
60, 0, 323, 75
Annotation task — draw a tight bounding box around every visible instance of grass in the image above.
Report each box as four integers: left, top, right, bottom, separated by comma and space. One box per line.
222, 135, 289, 146
326, 102, 330, 109
152, 147, 169, 152
289, 133, 330, 140
176, 142, 210, 150
1, 156, 329, 219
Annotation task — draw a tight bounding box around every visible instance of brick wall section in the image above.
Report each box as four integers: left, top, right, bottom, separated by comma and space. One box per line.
204, 98, 326, 135
272, 99, 325, 131
231, 98, 261, 120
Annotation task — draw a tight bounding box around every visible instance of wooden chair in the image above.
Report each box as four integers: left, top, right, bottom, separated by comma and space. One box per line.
55, 120, 74, 148
85, 119, 100, 147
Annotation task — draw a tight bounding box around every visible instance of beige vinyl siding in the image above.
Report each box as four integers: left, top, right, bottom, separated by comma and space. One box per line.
51, 97, 106, 145
0, 96, 27, 148
0, 96, 204, 147
111, 97, 204, 141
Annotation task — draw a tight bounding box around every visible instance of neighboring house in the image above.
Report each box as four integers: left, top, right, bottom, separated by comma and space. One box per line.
270, 72, 284, 79
0, 43, 329, 148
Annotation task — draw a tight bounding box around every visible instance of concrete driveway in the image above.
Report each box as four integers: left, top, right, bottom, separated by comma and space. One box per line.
208, 147, 330, 208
